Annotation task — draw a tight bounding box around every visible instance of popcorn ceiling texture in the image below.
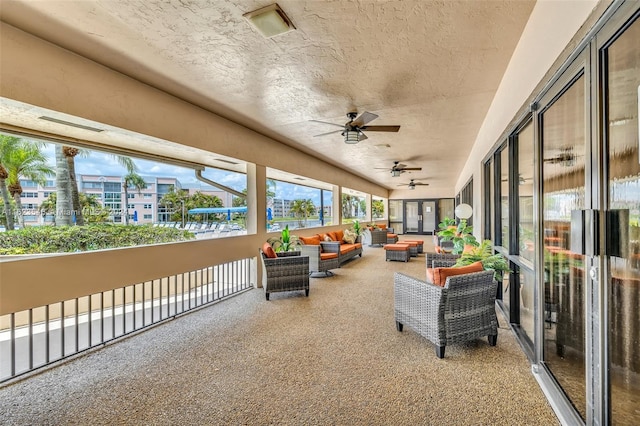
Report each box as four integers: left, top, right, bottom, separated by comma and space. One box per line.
0, 0, 536, 194
0, 239, 558, 425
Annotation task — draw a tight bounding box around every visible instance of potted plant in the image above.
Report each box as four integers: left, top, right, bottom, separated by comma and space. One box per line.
352, 219, 363, 243
436, 218, 479, 254
455, 240, 510, 281
267, 225, 302, 253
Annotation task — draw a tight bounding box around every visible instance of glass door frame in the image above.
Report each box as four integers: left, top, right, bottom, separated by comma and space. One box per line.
594, 5, 640, 424
533, 49, 591, 426
402, 199, 439, 235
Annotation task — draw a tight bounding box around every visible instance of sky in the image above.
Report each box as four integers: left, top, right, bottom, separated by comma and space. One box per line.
40, 143, 325, 204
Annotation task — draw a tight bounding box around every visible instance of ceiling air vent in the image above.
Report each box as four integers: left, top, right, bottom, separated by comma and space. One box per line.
38, 116, 104, 132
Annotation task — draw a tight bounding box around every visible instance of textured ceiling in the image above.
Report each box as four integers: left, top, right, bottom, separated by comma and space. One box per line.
0, 0, 536, 193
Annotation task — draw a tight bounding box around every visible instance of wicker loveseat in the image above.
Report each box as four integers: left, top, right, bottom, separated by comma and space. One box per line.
298, 230, 362, 269
260, 246, 310, 300
394, 270, 498, 358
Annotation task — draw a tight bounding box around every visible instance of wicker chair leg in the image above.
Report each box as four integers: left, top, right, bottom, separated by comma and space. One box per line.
266, 293, 270, 301
396, 321, 403, 332
305, 289, 309, 297
488, 335, 497, 346
436, 346, 445, 359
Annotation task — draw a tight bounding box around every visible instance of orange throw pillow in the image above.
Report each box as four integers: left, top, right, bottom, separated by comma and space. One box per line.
300, 235, 321, 245
327, 231, 339, 241
432, 261, 484, 287
435, 246, 443, 254
262, 242, 277, 259
334, 229, 344, 242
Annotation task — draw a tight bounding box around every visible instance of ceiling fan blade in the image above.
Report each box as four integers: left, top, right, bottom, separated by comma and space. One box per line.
394, 163, 407, 169
352, 111, 378, 127
400, 167, 422, 171
360, 125, 400, 132
309, 119, 345, 128
415, 183, 429, 186
358, 133, 368, 142
313, 129, 343, 137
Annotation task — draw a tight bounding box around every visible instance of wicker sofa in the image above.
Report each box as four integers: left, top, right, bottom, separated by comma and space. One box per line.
394, 270, 498, 358
259, 248, 309, 300
299, 230, 362, 269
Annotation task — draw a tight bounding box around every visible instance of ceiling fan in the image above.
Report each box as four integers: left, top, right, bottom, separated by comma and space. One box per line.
311, 111, 400, 144
398, 179, 429, 190
376, 161, 422, 177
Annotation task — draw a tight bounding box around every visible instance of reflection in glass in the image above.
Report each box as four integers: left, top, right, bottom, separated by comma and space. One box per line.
605, 16, 640, 424
500, 148, 510, 250
405, 201, 419, 233
542, 74, 586, 420
488, 160, 495, 242
518, 122, 535, 262
519, 268, 535, 344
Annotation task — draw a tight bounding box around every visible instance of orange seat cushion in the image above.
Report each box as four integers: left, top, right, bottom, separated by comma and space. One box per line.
429, 261, 484, 287
354, 242, 362, 249
384, 243, 409, 251
320, 252, 339, 260
402, 241, 418, 246
262, 242, 277, 259
300, 235, 321, 245
387, 233, 397, 238
339, 245, 355, 254
404, 240, 423, 244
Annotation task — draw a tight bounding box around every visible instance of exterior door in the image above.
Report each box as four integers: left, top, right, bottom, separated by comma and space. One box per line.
404, 200, 436, 234
599, 11, 639, 424
538, 54, 589, 422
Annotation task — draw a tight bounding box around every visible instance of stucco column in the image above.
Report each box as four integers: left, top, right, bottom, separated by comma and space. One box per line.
247, 163, 266, 287
333, 185, 341, 226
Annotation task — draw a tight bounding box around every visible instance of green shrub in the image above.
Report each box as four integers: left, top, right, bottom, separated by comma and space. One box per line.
0, 224, 195, 254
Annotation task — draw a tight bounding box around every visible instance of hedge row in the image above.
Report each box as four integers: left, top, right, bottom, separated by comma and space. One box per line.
0, 224, 195, 255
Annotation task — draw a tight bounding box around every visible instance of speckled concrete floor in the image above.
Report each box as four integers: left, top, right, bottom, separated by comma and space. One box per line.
0, 242, 558, 425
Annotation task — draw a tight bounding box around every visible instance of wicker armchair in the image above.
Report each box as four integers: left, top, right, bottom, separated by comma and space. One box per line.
300, 244, 340, 277
259, 250, 310, 300
425, 252, 460, 268
394, 270, 498, 358
370, 228, 387, 246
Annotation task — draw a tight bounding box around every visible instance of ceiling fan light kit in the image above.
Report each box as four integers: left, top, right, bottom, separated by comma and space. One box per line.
312, 111, 400, 145
343, 129, 361, 144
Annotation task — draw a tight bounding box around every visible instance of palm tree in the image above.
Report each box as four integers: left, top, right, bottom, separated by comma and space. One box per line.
5, 141, 55, 228
56, 145, 138, 226
0, 135, 21, 230
62, 146, 86, 225
290, 198, 316, 227
122, 172, 146, 225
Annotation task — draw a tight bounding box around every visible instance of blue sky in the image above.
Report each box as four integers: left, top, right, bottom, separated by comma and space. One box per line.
41, 143, 324, 204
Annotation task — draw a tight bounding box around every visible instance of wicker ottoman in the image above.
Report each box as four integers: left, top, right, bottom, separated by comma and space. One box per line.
384, 243, 410, 262
402, 240, 424, 254
399, 241, 419, 257
387, 233, 399, 244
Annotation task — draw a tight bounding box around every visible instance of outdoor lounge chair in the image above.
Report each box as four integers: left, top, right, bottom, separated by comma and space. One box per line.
259, 248, 310, 300
394, 270, 498, 358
